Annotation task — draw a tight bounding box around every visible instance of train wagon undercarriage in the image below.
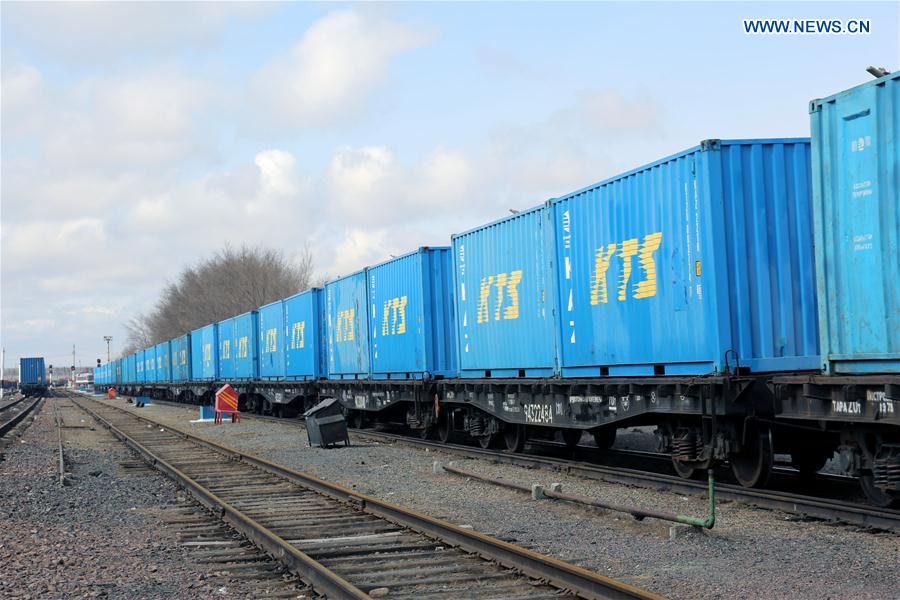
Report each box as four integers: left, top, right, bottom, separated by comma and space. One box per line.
112, 372, 899, 507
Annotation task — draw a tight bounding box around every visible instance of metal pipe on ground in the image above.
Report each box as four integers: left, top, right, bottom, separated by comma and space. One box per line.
439, 461, 716, 529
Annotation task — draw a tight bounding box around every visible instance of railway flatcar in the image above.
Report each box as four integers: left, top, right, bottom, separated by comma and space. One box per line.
98, 71, 898, 505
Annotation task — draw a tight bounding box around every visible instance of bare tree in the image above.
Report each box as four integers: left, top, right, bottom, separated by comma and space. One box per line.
123, 244, 314, 349
121, 315, 153, 357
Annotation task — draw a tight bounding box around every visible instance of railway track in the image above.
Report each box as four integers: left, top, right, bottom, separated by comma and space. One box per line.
0, 392, 43, 439
69, 393, 660, 600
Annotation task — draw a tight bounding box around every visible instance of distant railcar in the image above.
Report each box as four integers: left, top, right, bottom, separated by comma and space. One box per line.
19, 357, 47, 394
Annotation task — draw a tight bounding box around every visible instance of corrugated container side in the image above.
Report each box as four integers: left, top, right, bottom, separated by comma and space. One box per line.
136, 350, 145, 383
200, 324, 218, 380
810, 73, 899, 373
259, 300, 286, 379
19, 357, 46, 386
190, 330, 203, 380
284, 288, 325, 380
170, 334, 191, 381
368, 248, 457, 379
452, 206, 558, 377
551, 138, 818, 376
233, 311, 259, 380
155, 342, 171, 383
142, 347, 155, 382
125, 354, 135, 383
326, 271, 370, 378
218, 318, 235, 380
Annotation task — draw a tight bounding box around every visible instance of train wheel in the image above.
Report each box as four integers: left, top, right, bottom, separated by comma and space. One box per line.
859, 472, 897, 508
419, 425, 432, 440
790, 450, 830, 478
592, 427, 617, 450
504, 424, 526, 453
478, 434, 497, 449
671, 457, 697, 480
731, 424, 773, 488
561, 429, 583, 449
436, 411, 452, 444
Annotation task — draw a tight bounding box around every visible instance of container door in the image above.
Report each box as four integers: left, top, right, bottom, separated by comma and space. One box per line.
812, 76, 899, 372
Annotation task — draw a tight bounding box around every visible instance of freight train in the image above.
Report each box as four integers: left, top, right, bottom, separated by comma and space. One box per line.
96, 72, 899, 506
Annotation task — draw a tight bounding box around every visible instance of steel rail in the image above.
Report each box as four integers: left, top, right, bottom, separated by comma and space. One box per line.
71, 396, 375, 599
0, 396, 27, 413
53, 402, 67, 486
72, 395, 662, 600
123, 398, 900, 531
0, 396, 42, 439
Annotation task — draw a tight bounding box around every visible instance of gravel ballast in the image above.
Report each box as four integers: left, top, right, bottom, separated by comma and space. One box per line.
92, 397, 899, 599
0, 398, 305, 599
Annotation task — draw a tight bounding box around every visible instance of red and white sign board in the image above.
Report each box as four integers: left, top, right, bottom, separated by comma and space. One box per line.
214, 384, 240, 424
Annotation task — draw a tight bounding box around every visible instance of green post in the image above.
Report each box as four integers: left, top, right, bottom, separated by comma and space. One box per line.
675, 469, 716, 529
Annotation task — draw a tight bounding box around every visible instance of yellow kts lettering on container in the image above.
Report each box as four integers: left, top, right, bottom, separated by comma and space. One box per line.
335, 309, 355, 342
590, 232, 662, 304
477, 270, 523, 323
237, 336, 249, 358
291, 321, 306, 349
203, 343, 212, 362
265, 328, 278, 353
382, 296, 408, 336
221, 339, 231, 359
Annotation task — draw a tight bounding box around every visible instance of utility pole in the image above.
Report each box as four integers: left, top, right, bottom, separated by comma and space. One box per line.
104, 336, 112, 363
72, 344, 76, 388
0, 347, 5, 400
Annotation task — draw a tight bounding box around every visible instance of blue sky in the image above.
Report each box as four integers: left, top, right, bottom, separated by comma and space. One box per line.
1, 1, 897, 368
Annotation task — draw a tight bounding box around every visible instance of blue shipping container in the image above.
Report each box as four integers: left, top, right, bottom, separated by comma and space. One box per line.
326, 270, 370, 378
125, 354, 135, 383
170, 334, 191, 382
191, 329, 203, 381
218, 317, 235, 380
20, 357, 46, 386
810, 73, 899, 374
233, 311, 259, 380
551, 138, 819, 376
155, 342, 171, 383
258, 300, 286, 379
452, 206, 557, 377
136, 350, 145, 383
368, 248, 457, 379
284, 288, 326, 380
191, 325, 218, 381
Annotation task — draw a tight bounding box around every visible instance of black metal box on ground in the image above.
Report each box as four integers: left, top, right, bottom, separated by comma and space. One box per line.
303, 397, 349, 448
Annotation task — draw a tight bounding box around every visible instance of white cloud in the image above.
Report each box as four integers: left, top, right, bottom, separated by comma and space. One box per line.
250, 9, 434, 129
1, 63, 41, 114
2, 3, 273, 63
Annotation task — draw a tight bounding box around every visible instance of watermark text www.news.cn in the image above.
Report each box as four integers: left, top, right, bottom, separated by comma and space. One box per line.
743, 19, 871, 35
